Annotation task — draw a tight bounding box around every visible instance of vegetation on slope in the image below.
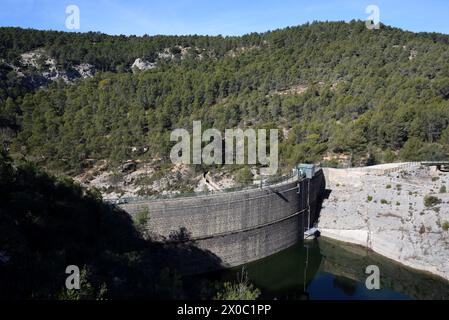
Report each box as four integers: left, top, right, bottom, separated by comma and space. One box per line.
1, 20, 449, 176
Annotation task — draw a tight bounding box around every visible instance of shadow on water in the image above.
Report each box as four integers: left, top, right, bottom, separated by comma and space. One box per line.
238, 242, 322, 300
201, 238, 449, 300
199, 241, 322, 300
318, 237, 449, 300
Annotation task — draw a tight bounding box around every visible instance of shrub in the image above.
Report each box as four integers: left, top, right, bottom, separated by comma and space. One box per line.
367, 195, 373, 202
419, 224, 426, 235
424, 195, 442, 208
439, 185, 447, 193
443, 221, 449, 232
380, 199, 389, 205
386, 184, 392, 189
235, 167, 253, 185
214, 269, 260, 300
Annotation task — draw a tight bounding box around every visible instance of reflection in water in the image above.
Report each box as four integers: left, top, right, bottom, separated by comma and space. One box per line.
209, 238, 449, 300
333, 276, 358, 296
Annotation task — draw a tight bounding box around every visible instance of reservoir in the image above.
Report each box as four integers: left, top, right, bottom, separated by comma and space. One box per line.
206, 237, 449, 300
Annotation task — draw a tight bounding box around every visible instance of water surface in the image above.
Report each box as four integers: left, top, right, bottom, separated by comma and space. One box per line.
210, 238, 449, 300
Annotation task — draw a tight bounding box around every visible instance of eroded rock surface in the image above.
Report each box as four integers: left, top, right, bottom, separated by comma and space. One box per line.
319, 163, 449, 281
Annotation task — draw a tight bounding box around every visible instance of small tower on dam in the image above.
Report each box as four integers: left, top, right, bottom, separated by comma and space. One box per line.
297, 164, 325, 239
120, 164, 326, 274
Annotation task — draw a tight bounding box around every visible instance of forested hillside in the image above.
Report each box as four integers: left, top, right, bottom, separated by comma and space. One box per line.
1, 20, 449, 178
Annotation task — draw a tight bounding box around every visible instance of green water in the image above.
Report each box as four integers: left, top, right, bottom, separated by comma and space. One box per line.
212, 238, 449, 300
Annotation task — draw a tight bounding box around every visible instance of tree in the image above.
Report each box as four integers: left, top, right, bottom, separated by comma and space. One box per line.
399, 138, 424, 161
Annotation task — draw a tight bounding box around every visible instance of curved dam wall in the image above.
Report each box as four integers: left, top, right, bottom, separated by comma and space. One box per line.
120, 169, 325, 274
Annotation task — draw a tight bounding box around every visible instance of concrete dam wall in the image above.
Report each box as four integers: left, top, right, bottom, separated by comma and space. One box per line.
120, 169, 325, 274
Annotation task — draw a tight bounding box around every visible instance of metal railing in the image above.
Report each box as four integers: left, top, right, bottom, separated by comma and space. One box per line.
321, 162, 421, 175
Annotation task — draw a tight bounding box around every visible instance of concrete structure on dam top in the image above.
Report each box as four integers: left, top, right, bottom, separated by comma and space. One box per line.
120, 166, 326, 274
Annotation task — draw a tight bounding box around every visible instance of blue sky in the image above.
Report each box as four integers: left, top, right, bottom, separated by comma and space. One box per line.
1, 0, 448, 36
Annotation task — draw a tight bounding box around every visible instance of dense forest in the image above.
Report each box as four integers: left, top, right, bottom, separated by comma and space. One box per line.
1, 20, 449, 176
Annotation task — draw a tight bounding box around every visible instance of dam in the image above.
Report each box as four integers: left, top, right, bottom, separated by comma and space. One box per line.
119, 165, 326, 274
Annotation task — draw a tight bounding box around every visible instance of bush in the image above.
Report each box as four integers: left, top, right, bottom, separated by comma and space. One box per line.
439, 185, 447, 193
214, 269, 260, 300
367, 195, 373, 202
235, 167, 253, 185
424, 195, 442, 208
419, 224, 426, 235
443, 221, 449, 232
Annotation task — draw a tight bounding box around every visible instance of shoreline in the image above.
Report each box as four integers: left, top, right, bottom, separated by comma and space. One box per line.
320, 230, 449, 282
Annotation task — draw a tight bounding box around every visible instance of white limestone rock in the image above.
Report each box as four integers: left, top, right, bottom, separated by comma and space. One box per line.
319, 164, 449, 281
74, 63, 96, 78
131, 58, 156, 72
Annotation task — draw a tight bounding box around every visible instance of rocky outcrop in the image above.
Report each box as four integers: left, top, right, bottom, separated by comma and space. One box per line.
73, 63, 96, 78
131, 58, 156, 72
10, 49, 97, 88
319, 163, 449, 281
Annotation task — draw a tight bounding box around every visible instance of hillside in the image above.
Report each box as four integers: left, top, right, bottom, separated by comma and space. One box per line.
0, 150, 246, 299
1, 21, 449, 196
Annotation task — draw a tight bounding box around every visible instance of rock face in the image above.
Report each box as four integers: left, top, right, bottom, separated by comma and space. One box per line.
73, 63, 96, 78
319, 163, 449, 281
12, 49, 96, 87
131, 58, 156, 72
